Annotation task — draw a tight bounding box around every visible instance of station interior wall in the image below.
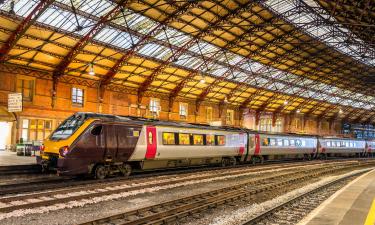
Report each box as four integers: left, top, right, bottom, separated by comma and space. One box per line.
0, 69, 343, 146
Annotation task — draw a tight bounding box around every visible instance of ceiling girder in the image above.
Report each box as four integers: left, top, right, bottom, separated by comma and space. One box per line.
136, 0, 262, 104
0, 0, 54, 62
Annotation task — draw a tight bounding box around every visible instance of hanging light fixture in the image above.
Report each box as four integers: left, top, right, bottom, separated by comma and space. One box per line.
200, 75, 206, 84
88, 63, 95, 76
339, 108, 343, 114
296, 109, 300, 113
283, 100, 288, 105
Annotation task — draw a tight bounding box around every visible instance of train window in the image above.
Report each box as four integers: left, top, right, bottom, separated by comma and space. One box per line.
283, 139, 289, 146
277, 139, 283, 146
91, 125, 102, 136
327, 142, 331, 147
332, 142, 337, 147
193, 134, 204, 145
206, 134, 215, 145
179, 133, 190, 145
162, 132, 176, 145
289, 139, 295, 146
216, 135, 226, 146
262, 138, 269, 146
270, 138, 276, 146
295, 139, 302, 146
301, 140, 306, 147
133, 130, 140, 137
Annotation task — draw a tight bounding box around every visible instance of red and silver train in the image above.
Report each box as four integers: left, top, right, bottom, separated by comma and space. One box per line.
37, 113, 375, 179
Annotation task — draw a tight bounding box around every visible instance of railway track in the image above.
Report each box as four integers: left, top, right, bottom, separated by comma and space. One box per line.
77, 161, 374, 225
241, 169, 368, 225
0, 164, 41, 176
0, 161, 340, 214
0, 159, 345, 196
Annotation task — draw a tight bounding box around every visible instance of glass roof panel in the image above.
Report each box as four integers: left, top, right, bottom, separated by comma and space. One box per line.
264, 0, 374, 66
0, 0, 373, 111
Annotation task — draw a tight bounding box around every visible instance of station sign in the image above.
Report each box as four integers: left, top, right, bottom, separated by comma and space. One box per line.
8, 93, 23, 112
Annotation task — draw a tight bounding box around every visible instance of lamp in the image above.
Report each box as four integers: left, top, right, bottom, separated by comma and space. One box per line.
88, 63, 95, 76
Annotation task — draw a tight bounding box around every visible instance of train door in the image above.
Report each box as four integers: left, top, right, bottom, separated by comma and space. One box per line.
145, 126, 157, 159
116, 125, 141, 161
104, 125, 117, 161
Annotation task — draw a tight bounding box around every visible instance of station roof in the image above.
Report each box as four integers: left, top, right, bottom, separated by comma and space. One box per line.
0, 0, 374, 124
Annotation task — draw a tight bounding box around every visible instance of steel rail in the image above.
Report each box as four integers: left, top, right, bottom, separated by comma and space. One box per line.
241, 168, 372, 225
77, 161, 374, 225
0, 161, 339, 213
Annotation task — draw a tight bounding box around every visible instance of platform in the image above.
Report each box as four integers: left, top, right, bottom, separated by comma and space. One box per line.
301, 169, 375, 225
0, 150, 36, 166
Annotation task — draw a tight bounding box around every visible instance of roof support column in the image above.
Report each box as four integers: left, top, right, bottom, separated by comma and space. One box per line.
219, 102, 227, 126
255, 110, 261, 128
316, 117, 322, 135
51, 75, 58, 108
272, 112, 278, 128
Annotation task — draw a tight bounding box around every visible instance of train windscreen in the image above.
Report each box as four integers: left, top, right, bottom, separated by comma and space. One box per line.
50, 114, 87, 140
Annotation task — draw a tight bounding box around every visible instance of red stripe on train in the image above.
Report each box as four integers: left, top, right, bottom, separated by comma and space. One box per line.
145, 126, 157, 159
239, 133, 245, 155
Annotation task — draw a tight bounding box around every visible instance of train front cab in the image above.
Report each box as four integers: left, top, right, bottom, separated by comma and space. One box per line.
56, 122, 142, 178
37, 114, 97, 171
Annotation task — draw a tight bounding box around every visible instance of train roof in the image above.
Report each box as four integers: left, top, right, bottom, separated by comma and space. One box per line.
76, 112, 246, 132
75, 112, 371, 141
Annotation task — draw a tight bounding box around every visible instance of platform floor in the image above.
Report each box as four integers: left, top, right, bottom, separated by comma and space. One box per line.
0, 150, 36, 166
301, 169, 375, 225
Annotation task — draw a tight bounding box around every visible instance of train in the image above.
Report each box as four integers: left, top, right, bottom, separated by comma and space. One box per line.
36, 112, 375, 179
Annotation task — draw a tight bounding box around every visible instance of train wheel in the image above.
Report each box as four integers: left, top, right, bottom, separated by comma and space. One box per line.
120, 164, 132, 177
229, 158, 236, 166
251, 157, 257, 165
94, 165, 107, 179
221, 158, 228, 167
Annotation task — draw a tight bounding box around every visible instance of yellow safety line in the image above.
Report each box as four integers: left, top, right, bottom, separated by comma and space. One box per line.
364, 198, 375, 225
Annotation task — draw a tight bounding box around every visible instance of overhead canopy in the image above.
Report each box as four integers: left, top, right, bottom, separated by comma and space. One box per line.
0, 0, 374, 124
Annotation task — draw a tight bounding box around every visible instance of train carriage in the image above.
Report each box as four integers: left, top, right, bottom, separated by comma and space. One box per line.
318, 138, 366, 157
128, 124, 247, 170
247, 133, 317, 162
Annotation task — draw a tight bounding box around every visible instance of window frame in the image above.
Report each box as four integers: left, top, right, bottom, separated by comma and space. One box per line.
216, 135, 226, 146
206, 107, 213, 122
178, 133, 191, 145
17, 79, 34, 102
149, 98, 161, 117
206, 134, 215, 146
162, 132, 176, 145
71, 87, 84, 107
193, 134, 204, 145
179, 102, 188, 120
226, 109, 234, 125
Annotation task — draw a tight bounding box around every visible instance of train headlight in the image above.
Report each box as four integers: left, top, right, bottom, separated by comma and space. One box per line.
59, 146, 70, 157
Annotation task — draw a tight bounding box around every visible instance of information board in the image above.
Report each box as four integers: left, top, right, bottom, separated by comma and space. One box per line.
8, 93, 22, 112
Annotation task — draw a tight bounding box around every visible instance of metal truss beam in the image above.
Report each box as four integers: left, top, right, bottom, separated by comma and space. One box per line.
137, 0, 262, 105
52, 0, 128, 80
0, 0, 54, 62
99, 1, 200, 101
